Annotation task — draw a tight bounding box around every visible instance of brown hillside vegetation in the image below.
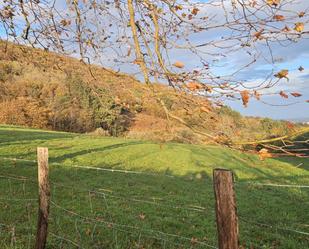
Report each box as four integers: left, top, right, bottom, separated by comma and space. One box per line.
0, 41, 299, 144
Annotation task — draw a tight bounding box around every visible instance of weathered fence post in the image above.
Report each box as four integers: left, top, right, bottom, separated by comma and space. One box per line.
213, 169, 239, 249
35, 147, 50, 249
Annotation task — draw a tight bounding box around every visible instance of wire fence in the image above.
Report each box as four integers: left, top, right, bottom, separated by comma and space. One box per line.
0, 155, 309, 248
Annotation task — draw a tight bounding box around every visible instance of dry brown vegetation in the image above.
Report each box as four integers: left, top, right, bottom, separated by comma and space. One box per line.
0, 41, 301, 145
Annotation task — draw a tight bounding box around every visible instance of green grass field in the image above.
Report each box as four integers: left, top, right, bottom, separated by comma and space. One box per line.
0, 125, 308, 249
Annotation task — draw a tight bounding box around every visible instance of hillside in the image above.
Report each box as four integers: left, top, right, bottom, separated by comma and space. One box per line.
0, 125, 308, 248
0, 40, 302, 145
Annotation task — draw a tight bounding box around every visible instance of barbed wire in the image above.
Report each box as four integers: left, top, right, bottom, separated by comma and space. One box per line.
0, 172, 210, 212
51, 212, 193, 248
239, 216, 309, 237
1, 155, 309, 248
50, 180, 209, 213
0, 174, 35, 182
2, 156, 309, 190
50, 200, 218, 248
237, 182, 309, 189
0, 197, 37, 202
0, 156, 177, 178
49, 232, 82, 248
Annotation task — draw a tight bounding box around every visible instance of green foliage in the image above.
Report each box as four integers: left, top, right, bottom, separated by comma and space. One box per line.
52, 74, 132, 135
217, 106, 242, 119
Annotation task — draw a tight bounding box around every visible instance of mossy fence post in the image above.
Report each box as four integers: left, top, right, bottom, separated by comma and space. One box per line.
213, 169, 239, 249
35, 147, 50, 249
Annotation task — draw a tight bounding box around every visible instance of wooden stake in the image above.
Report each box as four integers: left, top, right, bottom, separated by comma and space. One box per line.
213, 169, 239, 249
35, 147, 50, 249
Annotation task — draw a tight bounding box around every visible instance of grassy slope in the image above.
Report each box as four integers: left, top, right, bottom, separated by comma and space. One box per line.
0, 125, 308, 248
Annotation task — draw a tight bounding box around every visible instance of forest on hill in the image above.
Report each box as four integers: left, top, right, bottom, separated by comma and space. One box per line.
0, 41, 304, 146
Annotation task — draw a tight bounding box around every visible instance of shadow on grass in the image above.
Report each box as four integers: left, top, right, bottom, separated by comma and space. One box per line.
1, 159, 309, 249
52, 141, 146, 163
274, 156, 309, 171
0, 127, 75, 144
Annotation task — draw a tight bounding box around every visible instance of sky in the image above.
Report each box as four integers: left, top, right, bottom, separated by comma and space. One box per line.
226, 39, 309, 121
0, 0, 308, 121
167, 0, 309, 121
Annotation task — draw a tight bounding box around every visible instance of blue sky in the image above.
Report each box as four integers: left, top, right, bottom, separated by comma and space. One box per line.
164, 0, 309, 121
224, 40, 309, 120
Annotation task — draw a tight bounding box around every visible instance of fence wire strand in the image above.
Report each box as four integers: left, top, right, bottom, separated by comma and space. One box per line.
50, 200, 218, 248
1, 155, 309, 248
239, 216, 309, 236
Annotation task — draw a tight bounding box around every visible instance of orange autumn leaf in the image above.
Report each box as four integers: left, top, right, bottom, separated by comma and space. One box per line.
294, 22, 304, 32
267, 0, 280, 6
187, 82, 203, 91
253, 29, 264, 40
298, 11, 305, 18
192, 7, 199, 16
286, 121, 294, 130
273, 15, 285, 21
258, 148, 272, 160
279, 91, 288, 99
240, 90, 250, 107
173, 61, 185, 68
60, 19, 71, 26
291, 92, 302, 97
282, 26, 290, 32
274, 69, 288, 80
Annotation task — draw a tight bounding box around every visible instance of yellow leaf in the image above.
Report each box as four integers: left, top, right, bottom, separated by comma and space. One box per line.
273, 15, 285, 21
274, 69, 288, 79
258, 148, 272, 160
175, 5, 183, 11
294, 22, 304, 32
200, 106, 210, 113
267, 0, 280, 6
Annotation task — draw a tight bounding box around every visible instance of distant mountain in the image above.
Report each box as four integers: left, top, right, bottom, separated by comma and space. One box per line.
290, 117, 309, 123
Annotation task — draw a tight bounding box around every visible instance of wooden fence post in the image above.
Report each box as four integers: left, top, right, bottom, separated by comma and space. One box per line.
213, 169, 239, 249
35, 147, 50, 249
